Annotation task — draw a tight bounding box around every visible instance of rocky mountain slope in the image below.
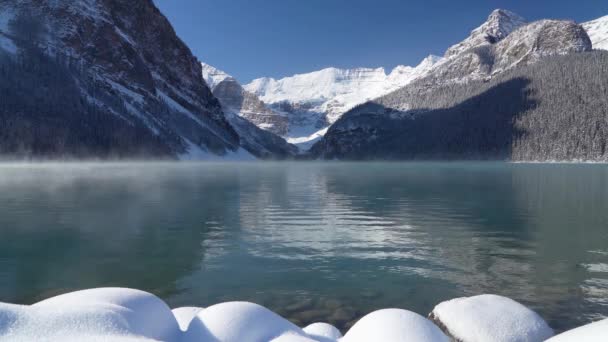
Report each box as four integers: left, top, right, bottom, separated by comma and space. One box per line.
0, 0, 292, 159
200, 63, 296, 158
243, 55, 441, 148
312, 11, 604, 161
444, 9, 527, 58
202, 63, 289, 137
406, 10, 591, 89
583, 15, 608, 50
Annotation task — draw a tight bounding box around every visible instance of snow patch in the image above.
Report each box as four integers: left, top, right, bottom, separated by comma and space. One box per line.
106, 79, 145, 104
201, 62, 232, 90
287, 127, 328, 150
115, 26, 136, 46
303, 323, 343, 340
172, 307, 203, 331
546, 318, 608, 342
0, 7, 15, 33
431, 294, 554, 342
583, 15, 608, 51
179, 139, 255, 161
0, 35, 17, 54
0, 8, 17, 55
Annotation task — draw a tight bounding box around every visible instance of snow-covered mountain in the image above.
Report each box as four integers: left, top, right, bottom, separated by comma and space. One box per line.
201, 63, 289, 136
0, 0, 296, 160
200, 63, 296, 158
445, 9, 527, 58
313, 10, 600, 161
243, 55, 441, 148
583, 15, 608, 51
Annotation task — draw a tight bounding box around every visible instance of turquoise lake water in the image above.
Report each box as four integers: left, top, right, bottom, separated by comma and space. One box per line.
0, 162, 606, 332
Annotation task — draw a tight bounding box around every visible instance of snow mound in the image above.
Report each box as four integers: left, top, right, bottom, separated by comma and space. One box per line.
2, 287, 599, 342
546, 318, 608, 342
186, 302, 306, 342
341, 309, 449, 342
303, 323, 343, 341
1, 288, 180, 342
430, 294, 554, 342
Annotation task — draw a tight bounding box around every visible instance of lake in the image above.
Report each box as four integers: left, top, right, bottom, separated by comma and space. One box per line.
0, 162, 606, 332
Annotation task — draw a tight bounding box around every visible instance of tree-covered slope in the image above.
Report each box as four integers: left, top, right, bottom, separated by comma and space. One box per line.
312, 51, 608, 161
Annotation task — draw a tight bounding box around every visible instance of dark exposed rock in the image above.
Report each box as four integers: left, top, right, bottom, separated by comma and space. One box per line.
211, 76, 289, 137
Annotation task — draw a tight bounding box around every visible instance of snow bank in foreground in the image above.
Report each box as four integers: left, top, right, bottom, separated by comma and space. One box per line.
430, 294, 554, 342
546, 318, 608, 342
341, 309, 448, 342
0, 288, 603, 342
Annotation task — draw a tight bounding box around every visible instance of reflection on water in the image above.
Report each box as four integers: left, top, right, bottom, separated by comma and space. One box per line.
0, 162, 607, 332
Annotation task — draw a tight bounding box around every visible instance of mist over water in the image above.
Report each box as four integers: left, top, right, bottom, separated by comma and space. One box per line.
0, 162, 607, 332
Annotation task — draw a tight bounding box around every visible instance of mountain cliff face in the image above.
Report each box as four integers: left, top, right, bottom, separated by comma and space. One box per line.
202, 63, 289, 137
243, 56, 441, 148
200, 63, 296, 158
445, 9, 527, 58
0, 0, 285, 159
312, 11, 602, 161
583, 15, 608, 51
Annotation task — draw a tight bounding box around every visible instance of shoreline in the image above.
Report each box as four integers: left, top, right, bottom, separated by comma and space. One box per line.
0, 288, 604, 341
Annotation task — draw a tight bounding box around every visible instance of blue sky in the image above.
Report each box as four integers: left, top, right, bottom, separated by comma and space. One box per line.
154, 0, 608, 83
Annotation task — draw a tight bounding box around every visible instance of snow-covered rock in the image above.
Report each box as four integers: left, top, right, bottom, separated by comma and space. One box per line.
187, 302, 308, 342
546, 318, 608, 342
341, 309, 449, 342
429, 295, 554, 342
302, 323, 343, 340
583, 15, 608, 51
0, 288, 181, 342
15, 288, 608, 342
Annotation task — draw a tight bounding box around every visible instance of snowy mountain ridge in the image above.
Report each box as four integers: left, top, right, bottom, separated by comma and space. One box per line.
444, 9, 527, 58
201, 63, 232, 90
583, 15, 608, 51
201, 10, 606, 152
240, 55, 441, 148
312, 11, 600, 161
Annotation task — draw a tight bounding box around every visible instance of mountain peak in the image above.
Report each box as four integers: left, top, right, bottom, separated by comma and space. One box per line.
489, 9, 524, 20
201, 62, 233, 90
485, 9, 527, 39
445, 9, 527, 58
